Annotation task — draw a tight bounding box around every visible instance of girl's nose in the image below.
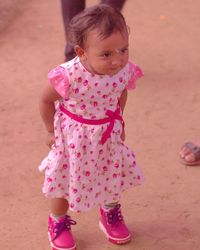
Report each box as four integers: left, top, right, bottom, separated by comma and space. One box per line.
111, 58, 121, 66
111, 52, 124, 66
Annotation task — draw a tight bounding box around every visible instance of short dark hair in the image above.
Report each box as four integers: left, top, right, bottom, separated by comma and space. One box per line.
67, 4, 128, 48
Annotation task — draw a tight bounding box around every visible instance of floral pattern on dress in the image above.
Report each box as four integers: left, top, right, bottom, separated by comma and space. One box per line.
39, 57, 144, 212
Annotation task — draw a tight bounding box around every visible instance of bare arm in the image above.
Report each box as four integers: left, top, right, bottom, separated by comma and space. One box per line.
119, 89, 127, 141
39, 83, 61, 147
119, 89, 127, 114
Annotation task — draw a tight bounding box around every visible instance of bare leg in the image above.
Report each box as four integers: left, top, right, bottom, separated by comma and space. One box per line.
50, 197, 69, 216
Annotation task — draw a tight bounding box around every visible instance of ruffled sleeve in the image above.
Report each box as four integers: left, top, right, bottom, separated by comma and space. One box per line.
48, 66, 70, 98
126, 61, 144, 90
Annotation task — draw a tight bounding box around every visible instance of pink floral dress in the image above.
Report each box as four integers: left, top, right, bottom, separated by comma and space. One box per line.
39, 57, 144, 212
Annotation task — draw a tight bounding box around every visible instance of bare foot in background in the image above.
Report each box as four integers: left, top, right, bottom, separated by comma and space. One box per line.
180, 141, 200, 166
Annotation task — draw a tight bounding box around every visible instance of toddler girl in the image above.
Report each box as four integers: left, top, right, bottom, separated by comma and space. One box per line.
39, 4, 144, 250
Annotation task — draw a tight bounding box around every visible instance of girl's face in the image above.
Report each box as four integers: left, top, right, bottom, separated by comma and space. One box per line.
77, 29, 129, 76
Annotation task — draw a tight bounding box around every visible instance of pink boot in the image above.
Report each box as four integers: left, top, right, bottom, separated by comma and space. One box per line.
99, 204, 131, 244
48, 214, 76, 250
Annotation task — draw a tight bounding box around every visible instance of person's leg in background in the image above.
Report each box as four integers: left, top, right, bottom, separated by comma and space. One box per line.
61, 0, 85, 61
101, 0, 126, 10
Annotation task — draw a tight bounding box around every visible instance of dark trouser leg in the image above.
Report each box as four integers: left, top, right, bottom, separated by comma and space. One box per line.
101, 0, 126, 10
61, 0, 85, 61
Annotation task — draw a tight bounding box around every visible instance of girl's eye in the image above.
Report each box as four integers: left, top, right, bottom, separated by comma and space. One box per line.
101, 52, 112, 58
119, 48, 128, 54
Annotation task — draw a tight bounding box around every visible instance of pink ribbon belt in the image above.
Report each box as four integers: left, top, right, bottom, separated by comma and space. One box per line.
60, 104, 124, 144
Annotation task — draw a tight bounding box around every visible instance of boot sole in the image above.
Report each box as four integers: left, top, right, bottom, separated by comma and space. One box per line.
48, 232, 76, 250
52, 248, 76, 250
99, 221, 131, 244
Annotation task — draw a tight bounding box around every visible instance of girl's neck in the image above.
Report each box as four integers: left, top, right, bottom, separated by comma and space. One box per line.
79, 58, 103, 76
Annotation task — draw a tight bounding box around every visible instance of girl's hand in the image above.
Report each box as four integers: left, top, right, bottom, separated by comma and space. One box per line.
46, 131, 55, 148
120, 127, 125, 141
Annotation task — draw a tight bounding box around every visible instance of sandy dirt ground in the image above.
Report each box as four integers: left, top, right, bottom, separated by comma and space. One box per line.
1, 0, 200, 249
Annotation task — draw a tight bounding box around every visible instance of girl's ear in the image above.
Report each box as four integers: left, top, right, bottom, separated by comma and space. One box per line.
74, 45, 87, 60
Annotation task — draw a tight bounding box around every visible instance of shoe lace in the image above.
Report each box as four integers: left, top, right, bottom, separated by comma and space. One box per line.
106, 204, 124, 225
51, 215, 76, 241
